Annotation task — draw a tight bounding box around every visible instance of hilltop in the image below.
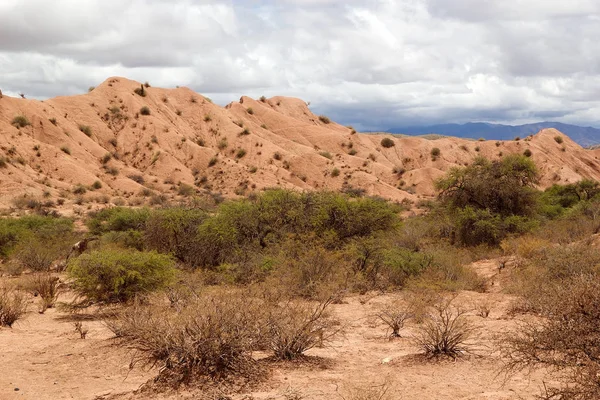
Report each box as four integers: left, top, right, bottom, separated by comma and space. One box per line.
387, 121, 600, 146
0, 77, 599, 210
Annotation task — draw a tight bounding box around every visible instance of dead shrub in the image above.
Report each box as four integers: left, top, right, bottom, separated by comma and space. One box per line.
13, 237, 71, 272
23, 273, 60, 313
106, 291, 265, 386
413, 297, 477, 359
265, 296, 338, 360
502, 275, 600, 399
377, 300, 411, 337
337, 381, 393, 400
0, 288, 27, 327
405, 288, 441, 324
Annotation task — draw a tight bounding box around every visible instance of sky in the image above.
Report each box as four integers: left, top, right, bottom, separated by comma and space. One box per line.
2, 0, 600, 131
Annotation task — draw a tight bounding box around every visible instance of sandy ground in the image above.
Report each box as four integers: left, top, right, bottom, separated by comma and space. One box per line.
1, 260, 551, 400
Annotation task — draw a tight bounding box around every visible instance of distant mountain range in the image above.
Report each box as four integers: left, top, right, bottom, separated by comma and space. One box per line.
386, 122, 600, 147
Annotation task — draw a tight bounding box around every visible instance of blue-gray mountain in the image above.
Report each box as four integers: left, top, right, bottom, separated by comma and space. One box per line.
386, 122, 600, 147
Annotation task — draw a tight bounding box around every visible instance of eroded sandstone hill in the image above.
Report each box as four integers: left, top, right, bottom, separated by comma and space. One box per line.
0, 77, 599, 209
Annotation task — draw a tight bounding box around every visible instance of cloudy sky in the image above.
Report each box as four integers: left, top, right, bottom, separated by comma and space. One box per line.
2, 0, 600, 130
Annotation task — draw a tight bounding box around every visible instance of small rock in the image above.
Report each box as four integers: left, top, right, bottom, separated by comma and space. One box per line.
381, 357, 393, 364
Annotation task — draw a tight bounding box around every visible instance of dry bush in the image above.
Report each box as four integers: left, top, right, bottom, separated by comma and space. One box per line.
509, 244, 600, 311
474, 299, 492, 318
413, 297, 477, 359
503, 275, 600, 400
106, 291, 265, 386
13, 237, 71, 272
22, 273, 60, 313
337, 381, 393, 400
269, 240, 344, 299
377, 300, 411, 337
0, 287, 27, 327
405, 288, 441, 324
265, 296, 338, 360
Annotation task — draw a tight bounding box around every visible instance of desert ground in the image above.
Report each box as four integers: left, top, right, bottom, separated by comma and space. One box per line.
1, 259, 549, 400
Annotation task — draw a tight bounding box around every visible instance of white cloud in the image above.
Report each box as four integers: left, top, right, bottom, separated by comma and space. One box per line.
1, 0, 600, 130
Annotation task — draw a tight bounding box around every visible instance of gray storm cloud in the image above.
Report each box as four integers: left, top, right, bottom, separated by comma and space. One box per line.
1, 0, 599, 130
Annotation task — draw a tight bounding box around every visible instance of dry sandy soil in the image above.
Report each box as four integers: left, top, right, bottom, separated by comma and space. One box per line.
1, 260, 552, 400
1, 77, 600, 211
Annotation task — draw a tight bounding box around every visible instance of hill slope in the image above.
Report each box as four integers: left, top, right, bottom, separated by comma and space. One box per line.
387, 122, 600, 146
0, 77, 600, 210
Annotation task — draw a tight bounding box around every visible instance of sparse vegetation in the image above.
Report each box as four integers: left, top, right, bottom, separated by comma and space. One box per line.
139, 106, 151, 116
60, 146, 71, 155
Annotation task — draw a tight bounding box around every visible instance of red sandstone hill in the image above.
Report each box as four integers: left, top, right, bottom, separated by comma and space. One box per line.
0, 77, 599, 211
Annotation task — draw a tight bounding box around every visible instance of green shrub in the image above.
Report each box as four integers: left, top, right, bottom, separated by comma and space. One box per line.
0, 216, 73, 257
554, 135, 563, 144
139, 106, 151, 116
177, 183, 195, 196
318, 115, 331, 124
12, 115, 30, 128
133, 86, 146, 97
381, 138, 395, 148
86, 207, 150, 234
68, 249, 176, 303
144, 208, 207, 264
78, 125, 92, 137
72, 184, 86, 195
91, 181, 102, 190
60, 146, 71, 155
523, 149, 532, 157
331, 167, 340, 177
319, 151, 332, 159
236, 148, 247, 159
430, 147, 441, 158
